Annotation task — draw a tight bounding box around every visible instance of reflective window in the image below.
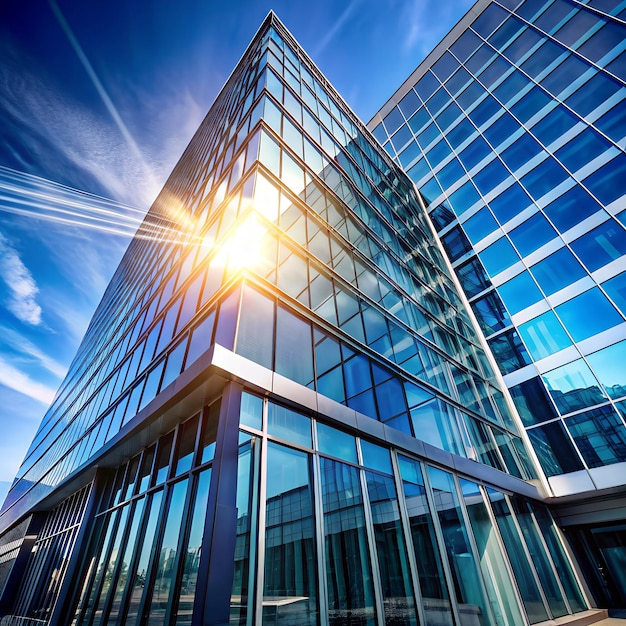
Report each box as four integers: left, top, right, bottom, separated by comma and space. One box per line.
472, 291, 511, 335
457, 257, 491, 298
264, 443, 318, 624
448, 181, 482, 216
528, 421, 584, 476
555, 129, 612, 173
520, 159, 569, 200
497, 271, 543, 315
565, 69, 622, 117
317, 423, 358, 463
428, 467, 495, 626
410, 398, 464, 456
321, 458, 376, 625
518, 311, 572, 360
500, 133, 543, 172
531, 247, 586, 296
472, 158, 511, 196
383, 107, 404, 135
442, 226, 473, 261
510, 377, 558, 427
542, 358, 607, 414
543, 185, 602, 232
566, 406, 626, 468
479, 237, 520, 277
532, 106, 580, 147
268, 402, 312, 447
586, 340, 626, 400
510, 212, 558, 256
398, 90, 420, 118
584, 154, 626, 206
489, 183, 533, 224
459, 136, 492, 170
276, 306, 314, 386
488, 329, 532, 374
555, 288, 622, 342
463, 208, 498, 244
603, 270, 626, 312
398, 456, 454, 626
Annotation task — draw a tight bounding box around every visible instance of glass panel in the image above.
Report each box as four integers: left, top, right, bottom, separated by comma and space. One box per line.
236, 286, 275, 369
542, 358, 607, 415
154, 432, 174, 486
497, 271, 543, 315
518, 311, 572, 360
240, 392, 263, 431
479, 238, 520, 277
174, 469, 212, 624
410, 398, 464, 456
543, 186, 601, 232
263, 443, 318, 625
428, 467, 494, 626
488, 329, 532, 375
398, 456, 453, 626
566, 405, 626, 468
527, 422, 585, 477
365, 471, 418, 626
321, 457, 376, 626
200, 401, 219, 464
360, 440, 392, 475
510, 497, 568, 618
556, 288, 622, 342
457, 257, 491, 298
317, 423, 358, 463
509, 377, 558, 427
570, 220, 626, 272
509, 213, 557, 256
125, 490, 163, 624
231, 436, 259, 624
587, 340, 626, 400
472, 291, 511, 335
487, 491, 549, 623
146, 479, 190, 625
268, 402, 312, 447
464, 209, 498, 245
174, 414, 199, 476
460, 480, 525, 626
275, 306, 314, 386
530, 247, 586, 296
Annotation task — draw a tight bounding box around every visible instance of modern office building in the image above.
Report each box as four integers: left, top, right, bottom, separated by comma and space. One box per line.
369, 0, 626, 610
0, 9, 613, 626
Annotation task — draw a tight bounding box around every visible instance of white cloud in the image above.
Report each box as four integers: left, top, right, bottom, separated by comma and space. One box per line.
0, 356, 55, 405
0, 232, 42, 325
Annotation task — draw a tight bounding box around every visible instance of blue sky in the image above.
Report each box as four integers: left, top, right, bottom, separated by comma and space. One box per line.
0, 0, 474, 505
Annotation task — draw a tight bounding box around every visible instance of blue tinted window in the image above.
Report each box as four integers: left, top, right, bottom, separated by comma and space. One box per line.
518, 311, 572, 360
542, 358, 607, 414
459, 136, 492, 170
498, 271, 543, 314
511, 87, 552, 123
372, 123, 387, 144
555, 129, 611, 174
390, 124, 413, 152
317, 423, 358, 463
587, 340, 626, 400
566, 71, 622, 117
457, 257, 491, 298
268, 403, 312, 447
541, 54, 592, 97
500, 134, 543, 172
398, 141, 421, 169
488, 329, 532, 374
427, 139, 452, 166
420, 177, 444, 203
436, 101, 463, 132
450, 30, 482, 63
503, 28, 543, 64
407, 108, 431, 135
431, 51, 460, 82
583, 154, 626, 206
521, 159, 569, 199
531, 247, 586, 295
472, 3, 509, 38
527, 422, 585, 476
477, 56, 511, 89
472, 291, 511, 335
465, 44, 497, 75
482, 112, 520, 149
520, 40, 566, 79
383, 107, 404, 135
425, 88, 451, 117
437, 158, 465, 189
489, 183, 533, 224
417, 123, 441, 150
578, 20, 626, 63
429, 203, 455, 230
489, 15, 525, 49
463, 208, 498, 244
571, 220, 626, 271
543, 185, 602, 232
442, 226, 473, 261
397, 89, 420, 118
595, 105, 626, 147
566, 406, 626, 468
456, 81, 486, 110
493, 70, 532, 106
509, 212, 557, 256
510, 377, 558, 427
556, 288, 622, 342
479, 237, 520, 277
447, 118, 476, 146
472, 159, 511, 196
468, 95, 501, 127
407, 158, 430, 184
446, 66, 473, 96
414, 71, 440, 102
602, 271, 626, 312
448, 180, 482, 215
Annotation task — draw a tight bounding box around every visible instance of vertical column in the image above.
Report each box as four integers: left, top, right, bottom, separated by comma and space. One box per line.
193, 381, 243, 626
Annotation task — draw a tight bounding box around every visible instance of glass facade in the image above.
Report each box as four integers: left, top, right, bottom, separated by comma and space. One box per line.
369, 0, 626, 608
0, 10, 593, 626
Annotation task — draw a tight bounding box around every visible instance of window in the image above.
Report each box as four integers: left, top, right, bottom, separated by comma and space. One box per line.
472, 291, 511, 335
497, 271, 543, 314
556, 288, 622, 342
527, 421, 584, 476
518, 310, 572, 360
441, 226, 473, 261
587, 340, 626, 400
488, 329, 532, 374
509, 377, 558, 427
543, 185, 602, 232
509, 212, 557, 256
479, 237, 520, 277
530, 247, 586, 296
457, 257, 491, 298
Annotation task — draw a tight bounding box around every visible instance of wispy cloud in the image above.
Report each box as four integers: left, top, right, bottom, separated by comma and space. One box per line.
0, 232, 42, 325
0, 325, 67, 378
0, 356, 55, 405
313, 0, 360, 58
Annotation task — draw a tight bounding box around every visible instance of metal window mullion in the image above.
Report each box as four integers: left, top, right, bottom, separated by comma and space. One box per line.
253, 415, 268, 626
421, 463, 463, 626
504, 494, 552, 620
390, 450, 428, 626
359, 466, 385, 626
245, 432, 262, 626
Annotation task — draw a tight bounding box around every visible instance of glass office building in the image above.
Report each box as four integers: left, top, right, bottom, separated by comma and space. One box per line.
369, 0, 626, 609
0, 11, 595, 626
